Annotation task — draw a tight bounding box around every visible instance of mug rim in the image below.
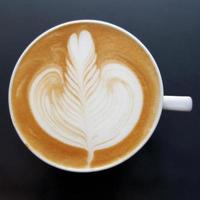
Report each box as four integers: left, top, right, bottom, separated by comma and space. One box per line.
8, 19, 164, 173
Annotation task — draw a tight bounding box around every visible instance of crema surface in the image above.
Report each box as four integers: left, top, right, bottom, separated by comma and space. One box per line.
10, 22, 161, 169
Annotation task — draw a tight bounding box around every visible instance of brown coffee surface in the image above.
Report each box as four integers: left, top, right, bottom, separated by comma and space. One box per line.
10, 22, 161, 169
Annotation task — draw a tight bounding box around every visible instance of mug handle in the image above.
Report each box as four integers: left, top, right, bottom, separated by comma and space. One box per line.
163, 96, 193, 111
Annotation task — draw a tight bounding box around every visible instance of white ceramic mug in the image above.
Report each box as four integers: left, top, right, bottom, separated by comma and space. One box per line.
9, 20, 192, 172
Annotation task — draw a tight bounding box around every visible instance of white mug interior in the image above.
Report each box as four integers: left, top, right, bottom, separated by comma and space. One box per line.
8, 19, 164, 172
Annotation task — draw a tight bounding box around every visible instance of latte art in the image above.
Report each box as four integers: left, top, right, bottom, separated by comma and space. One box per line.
29, 30, 143, 164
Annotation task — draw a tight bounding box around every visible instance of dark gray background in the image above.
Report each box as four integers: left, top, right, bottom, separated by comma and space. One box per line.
0, 0, 199, 199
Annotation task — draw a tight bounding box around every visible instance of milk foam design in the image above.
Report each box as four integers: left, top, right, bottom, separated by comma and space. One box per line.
29, 30, 143, 165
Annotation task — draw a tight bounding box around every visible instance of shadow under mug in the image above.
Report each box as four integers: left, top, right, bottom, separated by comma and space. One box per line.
8, 20, 193, 172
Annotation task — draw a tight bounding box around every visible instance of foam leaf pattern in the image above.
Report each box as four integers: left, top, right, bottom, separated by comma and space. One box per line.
29, 30, 143, 165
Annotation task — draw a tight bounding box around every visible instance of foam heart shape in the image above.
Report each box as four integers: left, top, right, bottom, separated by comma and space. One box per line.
29, 30, 143, 164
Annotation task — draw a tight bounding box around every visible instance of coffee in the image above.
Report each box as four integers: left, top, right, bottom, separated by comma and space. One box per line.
10, 22, 161, 170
